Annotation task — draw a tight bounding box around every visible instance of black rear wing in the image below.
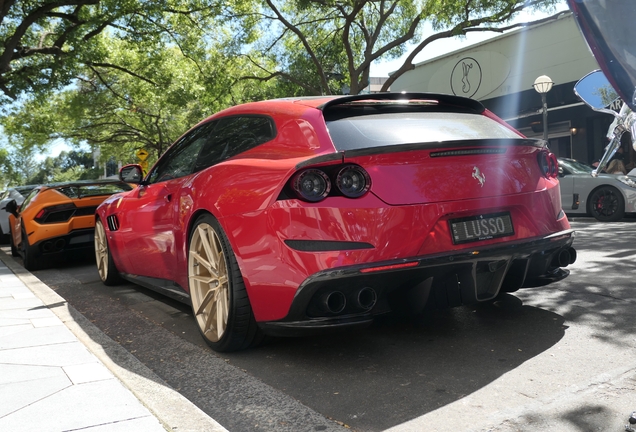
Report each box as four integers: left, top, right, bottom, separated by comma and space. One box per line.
319, 92, 485, 121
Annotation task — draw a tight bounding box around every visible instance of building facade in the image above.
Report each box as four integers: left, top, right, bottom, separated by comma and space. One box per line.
391, 12, 632, 168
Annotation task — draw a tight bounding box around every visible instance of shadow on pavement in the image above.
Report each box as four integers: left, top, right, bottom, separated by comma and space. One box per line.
524, 219, 636, 347
222, 295, 566, 431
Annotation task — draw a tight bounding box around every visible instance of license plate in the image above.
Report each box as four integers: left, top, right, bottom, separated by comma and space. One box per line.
449, 212, 514, 245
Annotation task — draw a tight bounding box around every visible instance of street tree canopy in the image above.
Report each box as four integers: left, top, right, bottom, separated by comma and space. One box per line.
0, 0, 256, 106
0, 0, 265, 166
257, 0, 564, 95
1, 33, 282, 164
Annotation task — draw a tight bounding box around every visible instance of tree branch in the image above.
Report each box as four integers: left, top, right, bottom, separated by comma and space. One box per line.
0, 0, 98, 73
87, 62, 157, 86
380, 10, 568, 92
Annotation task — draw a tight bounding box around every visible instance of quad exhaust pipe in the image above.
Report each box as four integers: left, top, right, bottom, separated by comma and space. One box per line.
355, 287, 377, 311
322, 291, 346, 314
320, 287, 378, 314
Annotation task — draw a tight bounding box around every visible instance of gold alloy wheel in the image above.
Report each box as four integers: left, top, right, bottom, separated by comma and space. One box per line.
188, 222, 230, 343
94, 220, 109, 282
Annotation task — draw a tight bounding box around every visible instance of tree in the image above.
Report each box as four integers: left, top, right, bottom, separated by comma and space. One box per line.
0, 0, 240, 106
26, 150, 98, 183
0, 141, 41, 185
255, 0, 565, 95
0, 146, 16, 187
1, 0, 268, 164
1, 29, 281, 164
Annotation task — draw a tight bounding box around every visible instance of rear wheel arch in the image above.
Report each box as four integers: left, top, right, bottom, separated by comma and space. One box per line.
187, 212, 264, 352
20, 227, 41, 271
185, 208, 240, 264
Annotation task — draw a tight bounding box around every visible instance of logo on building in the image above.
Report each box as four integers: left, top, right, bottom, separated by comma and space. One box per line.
450, 57, 482, 98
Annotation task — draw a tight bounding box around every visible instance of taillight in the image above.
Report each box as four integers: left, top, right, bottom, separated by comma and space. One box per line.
538, 150, 558, 179
34, 203, 77, 223
336, 165, 371, 198
288, 164, 372, 202
291, 169, 331, 202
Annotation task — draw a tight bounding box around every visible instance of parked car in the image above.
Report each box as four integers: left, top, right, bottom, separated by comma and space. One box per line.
558, 157, 636, 221
4, 179, 132, 270
0, 185, 39, 243
95, 92, 576, 352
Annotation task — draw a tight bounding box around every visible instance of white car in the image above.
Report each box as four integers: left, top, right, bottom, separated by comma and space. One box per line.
558, 158, 636, 221
0, 185, 39, 242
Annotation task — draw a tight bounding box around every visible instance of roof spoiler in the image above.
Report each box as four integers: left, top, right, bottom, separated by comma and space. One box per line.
318, 92, 485, 114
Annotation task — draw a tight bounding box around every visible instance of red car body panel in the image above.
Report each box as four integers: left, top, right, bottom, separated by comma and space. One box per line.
97, 93, 574, 330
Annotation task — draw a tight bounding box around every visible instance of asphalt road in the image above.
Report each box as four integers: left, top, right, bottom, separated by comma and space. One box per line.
5, 216, 636, 432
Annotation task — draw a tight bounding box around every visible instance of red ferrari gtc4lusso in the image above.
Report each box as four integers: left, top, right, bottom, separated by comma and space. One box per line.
95, 93, 575, 352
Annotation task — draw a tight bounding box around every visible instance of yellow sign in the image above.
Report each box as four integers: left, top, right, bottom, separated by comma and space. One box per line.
139, 160, 149, 176
136, 149, 149, 161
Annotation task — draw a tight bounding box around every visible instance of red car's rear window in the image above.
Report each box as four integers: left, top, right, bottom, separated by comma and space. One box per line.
326, 112, 522, 151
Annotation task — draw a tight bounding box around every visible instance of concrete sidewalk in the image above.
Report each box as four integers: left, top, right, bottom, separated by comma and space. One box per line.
0, 251, 228, 432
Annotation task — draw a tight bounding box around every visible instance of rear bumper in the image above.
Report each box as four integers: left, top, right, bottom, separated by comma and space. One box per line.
258, 229, 575, 337
27, 228, 95, 257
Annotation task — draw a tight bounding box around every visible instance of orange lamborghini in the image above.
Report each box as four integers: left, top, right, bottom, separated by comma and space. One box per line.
4, 179, 132, 270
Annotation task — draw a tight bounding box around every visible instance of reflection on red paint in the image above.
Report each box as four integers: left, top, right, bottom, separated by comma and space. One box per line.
360, 261, 419, 273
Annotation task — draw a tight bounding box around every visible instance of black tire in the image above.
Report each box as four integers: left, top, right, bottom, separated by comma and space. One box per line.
20, 228, 41, 271
9, 232, 19, 257
588, 186, 625, 222
188, 213, 264, 352
94, 219, 123, 286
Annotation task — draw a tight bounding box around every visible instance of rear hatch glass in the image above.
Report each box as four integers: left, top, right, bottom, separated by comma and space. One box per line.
326, 112, 521, 151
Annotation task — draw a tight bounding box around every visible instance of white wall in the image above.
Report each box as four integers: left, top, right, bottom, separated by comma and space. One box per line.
392, 13, 600, 101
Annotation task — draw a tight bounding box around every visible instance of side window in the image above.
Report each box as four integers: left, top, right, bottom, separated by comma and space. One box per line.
19, 189, 39, 212
148, 122, 216, 184
194, 116, 276, 172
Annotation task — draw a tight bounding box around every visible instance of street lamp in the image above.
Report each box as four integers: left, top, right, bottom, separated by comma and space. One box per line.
533, 75, 554, 142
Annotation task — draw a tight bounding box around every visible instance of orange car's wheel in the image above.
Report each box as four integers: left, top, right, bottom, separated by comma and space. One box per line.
94, 219, 123, 286
20, 228, 41, 271
9, 231, 19, 257
188, 214, 263, 352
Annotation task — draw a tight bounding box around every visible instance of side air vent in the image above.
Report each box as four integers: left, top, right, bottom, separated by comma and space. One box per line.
107, 215, 120, 231
430, 148, 507, 158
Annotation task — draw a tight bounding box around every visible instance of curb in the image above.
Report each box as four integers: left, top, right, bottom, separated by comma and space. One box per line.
0, 249, 228, 432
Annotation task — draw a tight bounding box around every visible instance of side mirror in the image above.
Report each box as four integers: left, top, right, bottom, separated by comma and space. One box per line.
558, 166, 564, 177
120, 164, 144, 184
3, 199, 18, 217
574, 70, 621, 116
